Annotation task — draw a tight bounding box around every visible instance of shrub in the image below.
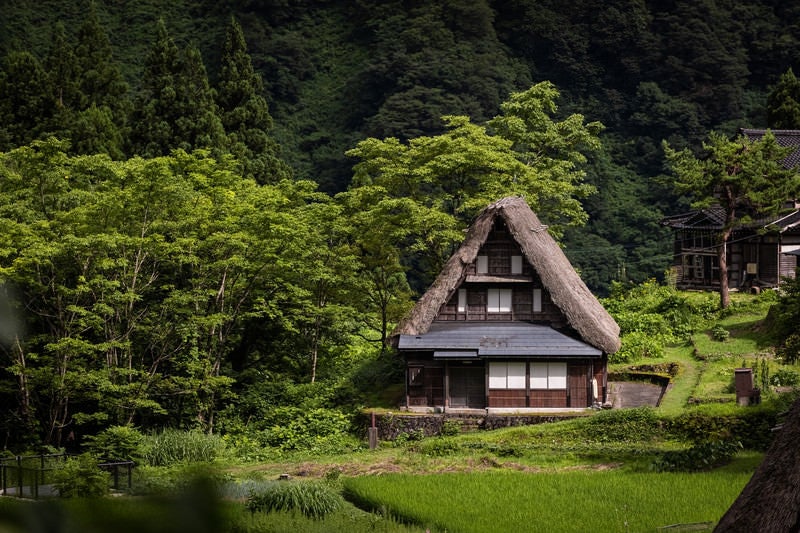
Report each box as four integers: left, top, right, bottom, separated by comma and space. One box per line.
142, 429, 226, 466
52, 453, 111, 497
585, 407, 661, 443
771, 367, 800, 387
710, 325, 729, 342
612, 332, 665, 363
414, 437, 461, 457
440, 419, 463, 436
262, 408, 356, 454
247, 481, 343, 519
651, 440, 742, 472
86, 425, 145, 462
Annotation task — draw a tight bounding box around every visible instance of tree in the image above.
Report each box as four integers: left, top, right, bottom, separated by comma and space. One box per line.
73, 5, 130, 125
216, 17, 290, 184
130, 20, 224, 158
347, 82, 602, 248
0, 51, 55, 150
664, 131, 800, 308
767, 67, 800, 129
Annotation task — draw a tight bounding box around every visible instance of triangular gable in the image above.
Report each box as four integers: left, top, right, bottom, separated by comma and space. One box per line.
391, 196, 621, 354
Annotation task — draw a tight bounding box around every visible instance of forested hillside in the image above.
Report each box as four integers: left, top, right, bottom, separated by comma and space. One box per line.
2, 0, 800, 448
3, 0, 800, 289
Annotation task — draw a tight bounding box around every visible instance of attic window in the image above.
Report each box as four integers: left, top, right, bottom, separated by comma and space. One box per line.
476, 255, 488, 274
457, 289, 467, 313
511, 255, 523, 275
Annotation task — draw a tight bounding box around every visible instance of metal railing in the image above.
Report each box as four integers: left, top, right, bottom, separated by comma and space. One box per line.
0, 453, 134, 499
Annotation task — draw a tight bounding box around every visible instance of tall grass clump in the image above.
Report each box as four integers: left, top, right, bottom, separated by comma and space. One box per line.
247, 481, 343, 519
143, 429, 226, 466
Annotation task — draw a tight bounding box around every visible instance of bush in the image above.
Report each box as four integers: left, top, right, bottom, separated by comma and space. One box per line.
612, 332, 665, 363
52, 453, 111, 498
247, 481, 343, 519
440, 419, 463, 436
261, 408, 355, 454
711, 325, 729, 342
651, 440, 742, 472
585, 407, 661, 443
142, 429, 226, 466
413, 437, 461, 457
771, 367, 800, 387
86, 425, 145, 462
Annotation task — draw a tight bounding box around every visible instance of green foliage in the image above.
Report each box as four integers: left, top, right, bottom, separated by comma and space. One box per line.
51, 453, 111, 498
247, 481, 343, 519
767, 67, 800, 129
583, 407, 661, 443
412, 437, 462, 457
711, 325, 730, 342
440, 419, 463, 437
262, 408, 357, 454
650, 440, 742, 472
142, 429, 226, 466
86, 425, 145, 462
613, 331, 665, 363
770, 366, 800, 387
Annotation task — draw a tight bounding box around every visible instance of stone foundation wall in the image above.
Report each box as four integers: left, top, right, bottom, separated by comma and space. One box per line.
360, 412, 582, 440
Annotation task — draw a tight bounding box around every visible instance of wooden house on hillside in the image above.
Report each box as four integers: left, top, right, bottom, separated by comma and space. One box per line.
661, 129, 800, 291
390, 196, 620, 412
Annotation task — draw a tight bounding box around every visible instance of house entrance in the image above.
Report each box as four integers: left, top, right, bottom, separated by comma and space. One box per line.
568, 364, 590, 407
449, 365, 485, 408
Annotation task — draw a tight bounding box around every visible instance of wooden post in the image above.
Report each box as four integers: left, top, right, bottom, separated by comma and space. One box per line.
368, 411, 379, 450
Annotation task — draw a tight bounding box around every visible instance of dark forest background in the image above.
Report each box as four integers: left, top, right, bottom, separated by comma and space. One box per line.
4, 0, 799, 291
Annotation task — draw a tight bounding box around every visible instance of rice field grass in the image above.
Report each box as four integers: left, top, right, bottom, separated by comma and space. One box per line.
343, 468, 753, 533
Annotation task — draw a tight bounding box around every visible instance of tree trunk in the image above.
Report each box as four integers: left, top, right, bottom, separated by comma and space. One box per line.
718, 231, 731, 309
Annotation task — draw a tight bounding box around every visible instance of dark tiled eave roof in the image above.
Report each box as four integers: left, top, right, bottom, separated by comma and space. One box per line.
397, 322, 602, 358
661, 205, 800, 231
741, 129, 800, 168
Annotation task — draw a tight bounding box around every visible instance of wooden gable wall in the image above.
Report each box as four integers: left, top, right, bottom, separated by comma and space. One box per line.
435, 220, 568, 327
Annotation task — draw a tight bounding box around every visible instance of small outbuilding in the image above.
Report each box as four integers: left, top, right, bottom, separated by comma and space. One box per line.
390, 196, 620, 412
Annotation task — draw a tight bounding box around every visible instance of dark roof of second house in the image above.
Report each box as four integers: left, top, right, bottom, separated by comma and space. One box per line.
741, 128, 800, 168
661, 206, 800, 232
391, 196, 621, 354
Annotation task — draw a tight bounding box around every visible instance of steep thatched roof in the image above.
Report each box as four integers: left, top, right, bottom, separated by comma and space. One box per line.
714, 396, 800, 532
391, 196, 621, 354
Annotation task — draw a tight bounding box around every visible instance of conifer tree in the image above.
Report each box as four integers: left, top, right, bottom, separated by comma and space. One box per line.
74, 5, 129, 117
175, 45, 225, 154
131, 20, 224, 157
0, 51, 55, 150
767, 68, 800, 129
44, 22, 80, 141
216, 17, 290, 183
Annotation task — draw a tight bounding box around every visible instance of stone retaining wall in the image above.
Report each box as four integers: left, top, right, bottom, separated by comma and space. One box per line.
360, 412, 584, 440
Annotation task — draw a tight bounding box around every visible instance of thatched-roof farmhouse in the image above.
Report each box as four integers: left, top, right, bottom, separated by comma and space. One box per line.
390, 196, 620, 411
714, 395, 800, 532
